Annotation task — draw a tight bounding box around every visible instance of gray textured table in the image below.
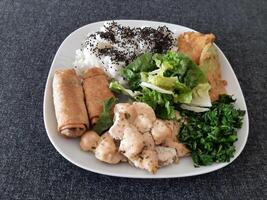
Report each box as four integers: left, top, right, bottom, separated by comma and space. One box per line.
0, 0, 266, 199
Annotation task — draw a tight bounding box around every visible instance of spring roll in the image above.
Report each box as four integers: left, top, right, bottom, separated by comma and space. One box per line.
83, 68, 114, 125
53, 69, 89, 137
177, 32, 215, 64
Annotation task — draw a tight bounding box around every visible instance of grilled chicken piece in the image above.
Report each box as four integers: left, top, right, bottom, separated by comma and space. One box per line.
132, 102, 157, 133
113, 103, 137, 123
164, 111, 181, 140
119, 125, 144, 158
155, 146, 178, 167
129, 149, 158, 174
151, 119, 172, 145
164, 138, 190, 157
95, 133, 123, 164
80, 131, 100, 152
109, 112, 129, 140
110, 102, 156, 139
143, 132, 155, 150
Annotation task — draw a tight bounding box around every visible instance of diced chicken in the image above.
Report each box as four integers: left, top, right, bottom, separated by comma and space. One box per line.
105, 101, 188, 173
177, 32, 215, 64
110, 102, 157, 140
151, 119, 172, 145
132, 102, 157, 133
119, 125, 144, 158
114, 102, 131, 112
109, 112, 129, 140
130, 149, 158, 174
95, 133, 123, 164
80, 131, 100, 152
165, 121, 178, 141
143, 132, 155, 150
155, 146, 178, 167
132, 102, 156, 119
114, 103, 137, 123
134, 115, 154, 133
165, 112, 182, 140
164, 138, 191, 157
165, 122, 180, 141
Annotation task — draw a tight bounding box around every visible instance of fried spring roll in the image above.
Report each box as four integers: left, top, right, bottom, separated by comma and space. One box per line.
83, 68, 114, 125
177, 32, 215, 64
53, 69, 89, 137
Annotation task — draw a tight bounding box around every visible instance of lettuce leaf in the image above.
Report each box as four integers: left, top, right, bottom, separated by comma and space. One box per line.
146, 74, 193, 104
191, 83, 212, 107
120, 53, 157, 90
153, 51, 208, 88
148, 75, 178, 90
137, 88, 176, 120
149, 51, 210, 104
109, 81, 140, 97
173, 91, 192, 104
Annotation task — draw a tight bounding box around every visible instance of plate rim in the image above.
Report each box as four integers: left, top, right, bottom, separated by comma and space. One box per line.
43, 19, 249, 178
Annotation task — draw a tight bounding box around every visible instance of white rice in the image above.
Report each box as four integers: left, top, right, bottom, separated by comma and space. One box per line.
74, 22, 174, 83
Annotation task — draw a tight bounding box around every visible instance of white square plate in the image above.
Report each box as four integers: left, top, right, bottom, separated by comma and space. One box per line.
43, 20, 249, 178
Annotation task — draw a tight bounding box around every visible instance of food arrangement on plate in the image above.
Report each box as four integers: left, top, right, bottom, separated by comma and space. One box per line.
52, 22, 245, 174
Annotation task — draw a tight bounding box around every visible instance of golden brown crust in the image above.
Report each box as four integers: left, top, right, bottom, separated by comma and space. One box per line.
53, 69, 89, 137
199, 43, 227, 101
177, 32, 215, 64
83, 67, 114, 125
83, 67, 107, 79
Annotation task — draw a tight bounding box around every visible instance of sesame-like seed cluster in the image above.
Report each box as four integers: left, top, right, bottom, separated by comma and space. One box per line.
82, 21, 174, 68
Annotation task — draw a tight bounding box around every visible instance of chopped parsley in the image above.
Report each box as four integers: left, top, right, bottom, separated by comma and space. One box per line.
179, 95, 245, 166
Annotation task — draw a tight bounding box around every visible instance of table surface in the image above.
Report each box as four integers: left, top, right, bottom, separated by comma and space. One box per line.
0, 0, 266, 199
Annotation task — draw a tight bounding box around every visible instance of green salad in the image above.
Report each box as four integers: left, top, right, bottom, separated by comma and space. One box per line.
110, 51, 212, 119
109, 50, 245, 166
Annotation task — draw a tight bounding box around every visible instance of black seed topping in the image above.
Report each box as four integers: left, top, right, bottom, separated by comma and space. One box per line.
81, 21, 174, 70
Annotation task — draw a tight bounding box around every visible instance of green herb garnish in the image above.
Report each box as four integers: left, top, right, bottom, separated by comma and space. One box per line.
93, 97, 116, 135
179, 95, 245, 166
